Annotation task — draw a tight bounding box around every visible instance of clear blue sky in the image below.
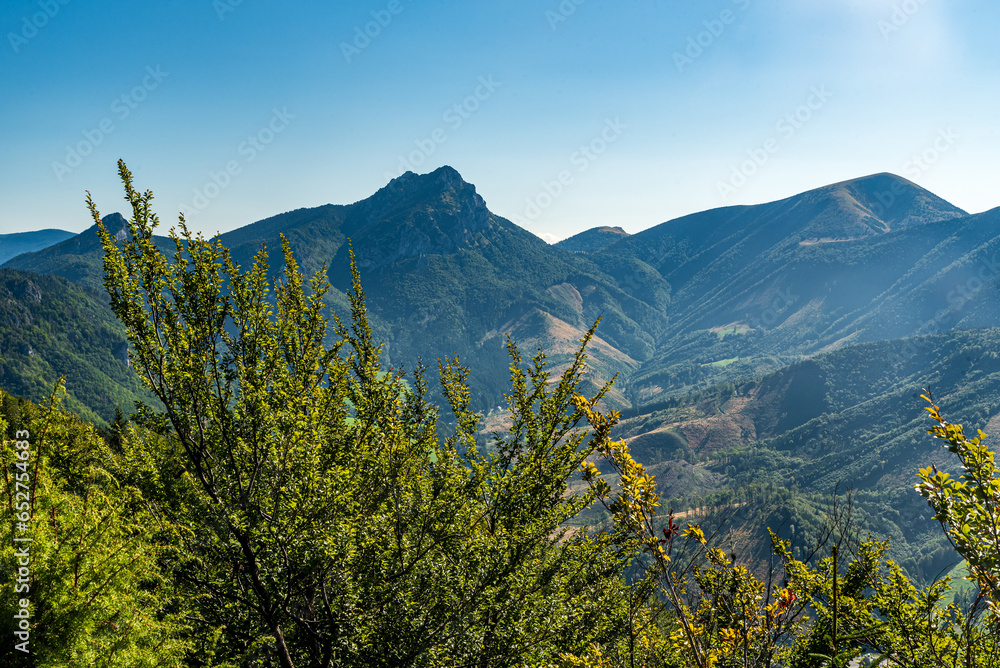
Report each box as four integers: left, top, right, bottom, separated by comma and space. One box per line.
2, 0, 998, 242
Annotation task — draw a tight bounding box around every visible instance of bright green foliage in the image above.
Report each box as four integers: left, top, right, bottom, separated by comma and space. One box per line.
88, 161, 635, 667
918, 392, 1000, 602
0, 388, 190, 667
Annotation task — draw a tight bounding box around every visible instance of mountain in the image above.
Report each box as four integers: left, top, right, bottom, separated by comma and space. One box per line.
596, 173, 964, 310
0, 268, 154, 423
595, 174, 986, 402
602, 173, 965, 280
4, 167, 997, 420
555, 226, 630, 253
0, 229, 75, 265
3, 213, 142, 291
220, 166, 670, 406
8, 168, 670, 408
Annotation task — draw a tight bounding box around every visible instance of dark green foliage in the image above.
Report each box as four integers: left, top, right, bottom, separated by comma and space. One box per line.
0, 268, 155, 423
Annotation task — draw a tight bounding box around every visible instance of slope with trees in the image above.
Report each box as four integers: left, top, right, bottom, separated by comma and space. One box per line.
0, 268, 155, 423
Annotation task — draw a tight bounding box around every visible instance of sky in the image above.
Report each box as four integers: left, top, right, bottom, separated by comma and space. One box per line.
2, 0, 998, 243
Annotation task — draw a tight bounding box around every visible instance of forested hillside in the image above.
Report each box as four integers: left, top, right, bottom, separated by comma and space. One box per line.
584, 327, 1000, 584
0, 269, 154, 423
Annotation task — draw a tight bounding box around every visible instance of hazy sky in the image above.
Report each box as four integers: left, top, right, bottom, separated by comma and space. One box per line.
2, 0, 997, 242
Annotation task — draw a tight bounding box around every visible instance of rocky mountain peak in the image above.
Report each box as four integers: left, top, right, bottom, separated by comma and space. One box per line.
363, 166, 487, 222
101, 212, 129, 241
342, 166, 496, 271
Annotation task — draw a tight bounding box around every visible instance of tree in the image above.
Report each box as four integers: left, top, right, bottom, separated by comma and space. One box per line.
88, 160, 635, 667
918, 391, 1000, 600
0, 386, 190, 667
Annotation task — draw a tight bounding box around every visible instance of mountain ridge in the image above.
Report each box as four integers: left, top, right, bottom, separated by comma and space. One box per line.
3, 213, 143, 291
556, 226, 630, 253
3, 167, 993, 412
0, 228, 76, 265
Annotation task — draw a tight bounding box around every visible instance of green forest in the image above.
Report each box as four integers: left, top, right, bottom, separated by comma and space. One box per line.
2, 164, 1000, 667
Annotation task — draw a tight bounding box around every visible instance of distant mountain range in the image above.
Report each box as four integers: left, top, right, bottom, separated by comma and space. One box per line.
4, 166, 1000, 583
594, 172, 997, 400
0, 229, 75, 265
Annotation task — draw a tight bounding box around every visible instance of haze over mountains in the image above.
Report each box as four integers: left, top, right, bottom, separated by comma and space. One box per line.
4, 166, 1000, 582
